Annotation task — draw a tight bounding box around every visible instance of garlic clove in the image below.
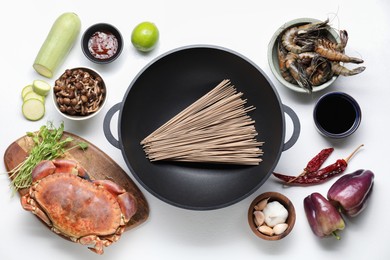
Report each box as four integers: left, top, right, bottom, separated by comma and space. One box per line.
273, 223, 288, 235
254, 197, 270, 211
253, 211, 265, 226
258, 225, 274, 236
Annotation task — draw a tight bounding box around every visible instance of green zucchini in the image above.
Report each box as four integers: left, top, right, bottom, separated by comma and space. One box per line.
33, 12, 81, 78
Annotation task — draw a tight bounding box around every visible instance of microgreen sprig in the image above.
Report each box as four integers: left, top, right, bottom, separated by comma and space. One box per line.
8, 122, 88, 191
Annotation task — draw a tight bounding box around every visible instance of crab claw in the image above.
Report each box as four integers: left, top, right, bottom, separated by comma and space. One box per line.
52, 159, 91, 180
93, 180, 137, 223
93, 179, 126, 194
52, 159, 78, 174
117, 193, 137, 223
31, 160, 56, 182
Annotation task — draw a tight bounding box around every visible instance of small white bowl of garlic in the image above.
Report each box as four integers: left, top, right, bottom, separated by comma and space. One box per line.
248, 192, 296, 240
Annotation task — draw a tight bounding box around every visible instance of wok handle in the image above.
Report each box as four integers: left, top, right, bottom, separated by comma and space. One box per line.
103, 102, 121, 149
282, 104, 300, 151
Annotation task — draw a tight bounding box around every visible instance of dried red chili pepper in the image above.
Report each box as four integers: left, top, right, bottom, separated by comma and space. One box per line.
273, 144, 363, 185
273, 172, 312, 184
305, 148, 334, 173
286, 147, 334, 183
273, 161, 346, 185
307, 159, 347, 178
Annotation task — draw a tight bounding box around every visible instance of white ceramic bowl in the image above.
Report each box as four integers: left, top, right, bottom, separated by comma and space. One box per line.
267, 18, 340, 93
52, 67, 107, 120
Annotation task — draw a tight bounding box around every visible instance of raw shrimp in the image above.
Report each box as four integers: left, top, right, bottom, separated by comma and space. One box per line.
299, 55, 333, 86
285, 52, 312, 92
277, 38, 295, 83
305, 53, 332, 86
282, 19, 329, 54
297, 54, 333, 86
331, 62, 366, 76
297, 52, 318, 68
315, 45, 363, 63
315, 30, 349, 52
309, 57, 333, 86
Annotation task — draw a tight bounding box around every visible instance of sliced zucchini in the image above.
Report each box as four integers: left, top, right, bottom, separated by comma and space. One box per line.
32, 79, 51, 96
22, 98, 45, 121
21, 84, 33, 99
23, 91, 45, 103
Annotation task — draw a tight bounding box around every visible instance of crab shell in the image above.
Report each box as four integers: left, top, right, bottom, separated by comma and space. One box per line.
21, 159, 137, 254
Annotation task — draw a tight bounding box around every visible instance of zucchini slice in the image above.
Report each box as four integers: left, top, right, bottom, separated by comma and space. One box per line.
32, 79, 51, 96
22, 98, 45, 121
21, 84, 33, 99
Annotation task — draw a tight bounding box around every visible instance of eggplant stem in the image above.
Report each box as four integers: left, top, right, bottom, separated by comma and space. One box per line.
332, 231, 341, 240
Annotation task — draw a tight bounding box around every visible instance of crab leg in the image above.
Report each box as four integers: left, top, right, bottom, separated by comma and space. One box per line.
79, 235, 113, 255
79, 235, 104, 255
21, 194, 52, 226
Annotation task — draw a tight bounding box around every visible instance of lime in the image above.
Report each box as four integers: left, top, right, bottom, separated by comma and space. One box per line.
131, 22, 159, 52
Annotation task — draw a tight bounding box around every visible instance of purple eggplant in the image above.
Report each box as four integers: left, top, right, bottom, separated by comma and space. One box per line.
327, 169, 374, 217
303, 192, 345, 240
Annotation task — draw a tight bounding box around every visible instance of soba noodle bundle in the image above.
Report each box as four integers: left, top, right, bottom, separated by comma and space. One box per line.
140, 79, 264, 165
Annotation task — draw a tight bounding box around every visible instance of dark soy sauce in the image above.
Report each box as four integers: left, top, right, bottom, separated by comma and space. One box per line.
315, 95, 357, 134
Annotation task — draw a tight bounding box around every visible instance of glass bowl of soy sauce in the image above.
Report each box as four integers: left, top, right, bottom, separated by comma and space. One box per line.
313, 92, 362, 138
81, 23, 123, 64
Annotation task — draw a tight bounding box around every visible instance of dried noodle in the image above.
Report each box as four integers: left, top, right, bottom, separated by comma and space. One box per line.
140, 79, 264, 165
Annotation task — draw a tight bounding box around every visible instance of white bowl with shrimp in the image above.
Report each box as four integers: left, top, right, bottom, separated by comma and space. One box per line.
268, 18, 340, 93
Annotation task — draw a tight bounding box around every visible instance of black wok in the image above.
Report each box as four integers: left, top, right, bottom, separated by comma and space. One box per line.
104, 45, 300, 210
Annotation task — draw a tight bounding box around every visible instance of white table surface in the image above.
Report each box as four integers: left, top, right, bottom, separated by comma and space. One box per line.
1, 0, 389, 259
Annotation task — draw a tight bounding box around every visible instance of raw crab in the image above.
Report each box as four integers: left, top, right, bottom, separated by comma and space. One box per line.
21, 159, 137, 254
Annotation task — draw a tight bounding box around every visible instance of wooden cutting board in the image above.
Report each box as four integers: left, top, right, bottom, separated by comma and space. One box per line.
3, 131, 149, 231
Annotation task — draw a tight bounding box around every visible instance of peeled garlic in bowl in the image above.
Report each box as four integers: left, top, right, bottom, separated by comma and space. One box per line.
248, 191, 296, 240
